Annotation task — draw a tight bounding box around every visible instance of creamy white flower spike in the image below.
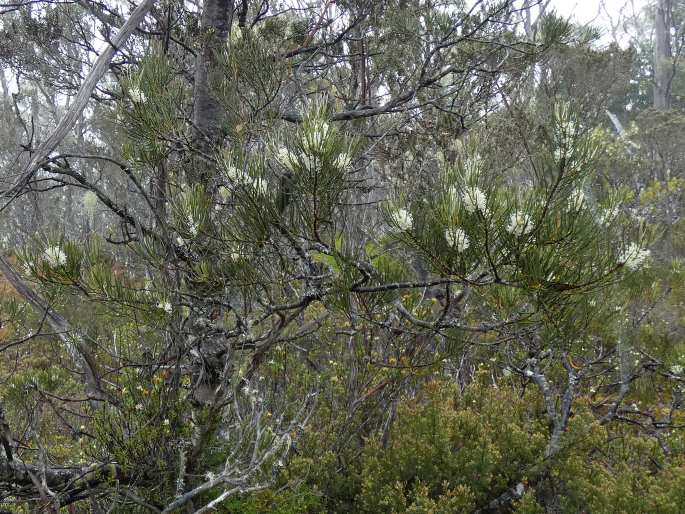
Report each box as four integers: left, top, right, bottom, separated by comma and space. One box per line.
444, 227, 470, 252
597, 206, 619, 225
304, 121, 330, 153
506, 211, 534, 236
44, 246, 67, 267
187, 216, 199, 237
128, 87, 146, 104
671, 364, 684, 375
301, 153, 315, 171
277, 147, 297, 171
558, 120, 577, 143
334, 153, 352, 170
463, 155, 482, 181
462, 187, 488, 214
392, 208, 413, 231
251, 177, 268, 195
568, 189, 585, 210
225, 163, 249, 183
157, 301, 172, 313
619, 242, 650, 271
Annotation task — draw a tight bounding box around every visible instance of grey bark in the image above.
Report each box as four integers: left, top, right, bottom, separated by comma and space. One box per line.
191, 0, 234, 180
185, 0, 235, 400
181, 0, 236, 491
654, 0, 673, 109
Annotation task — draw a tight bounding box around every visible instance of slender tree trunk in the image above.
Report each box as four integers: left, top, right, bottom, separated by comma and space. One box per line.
191, 0, 233, 183
654, 0, 672, 110
29, 90, 43, 233
181, 0, 236, 495
74, 115, 85, 236
186, 0, 235, 399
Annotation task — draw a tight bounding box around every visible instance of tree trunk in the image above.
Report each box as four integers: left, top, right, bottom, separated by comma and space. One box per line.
654, 0, 672, 110
185, 0, 235, 401
191, 0, 233, 183
181, 0, 236, 490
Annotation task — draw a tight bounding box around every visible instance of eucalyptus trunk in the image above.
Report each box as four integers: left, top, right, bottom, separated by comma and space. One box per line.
654, 0, 672, 110
191, 0, 234, 183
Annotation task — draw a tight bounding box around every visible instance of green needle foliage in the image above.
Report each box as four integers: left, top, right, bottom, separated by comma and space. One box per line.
0, 1, 683, 512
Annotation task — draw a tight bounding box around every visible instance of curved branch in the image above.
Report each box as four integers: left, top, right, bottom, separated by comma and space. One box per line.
1, 0, 156, 211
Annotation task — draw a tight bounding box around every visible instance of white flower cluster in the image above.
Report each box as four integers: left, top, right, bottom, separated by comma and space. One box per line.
553, 147, 566, 161
334, 152, 353, 170
619, 242, 650, 271
222, 160, 268, 196
187, 215, 200, 237
278, 148, 317, 172
462, 187, 488, 215
392, 208, 413, 231
224, 163, 250, 183
671, 364, 684, 375
506, 211, 534, 236
157, 301, 173, 313
44, 245, 67, 268
278, 144, 351, 173
557, 120, 577, 144
444, 227, 469, 252
463, 155, 482, 181
597, 205, 619, 225
277, 148, 297, 171
128, 87, 146, 104
303, 121, 331, 154
251, 177, 268, 196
